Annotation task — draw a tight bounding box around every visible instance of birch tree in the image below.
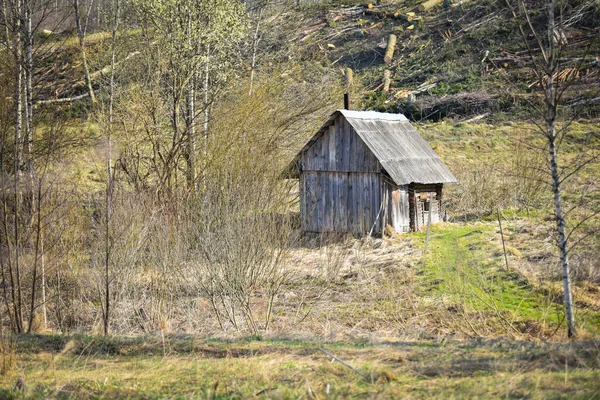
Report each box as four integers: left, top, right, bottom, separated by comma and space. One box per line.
130, 0, 247, 193
508, 0, 600, 338
73, 0, 96, 103
0, 0, 66, 333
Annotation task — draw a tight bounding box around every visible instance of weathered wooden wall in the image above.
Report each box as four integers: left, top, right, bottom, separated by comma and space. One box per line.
301, 116, 380, 173
300, 115, 384, 234
382, 179, 410, 233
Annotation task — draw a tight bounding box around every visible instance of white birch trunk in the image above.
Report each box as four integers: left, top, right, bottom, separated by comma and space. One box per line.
13, 0, 24, 334
202, 45, 210, 188
186, 8, 197, 191
546, 0, 575, 338
73, 0, 96, 103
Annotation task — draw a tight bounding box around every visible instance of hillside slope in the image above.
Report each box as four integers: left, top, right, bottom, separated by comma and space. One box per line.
259, 0, 600, 121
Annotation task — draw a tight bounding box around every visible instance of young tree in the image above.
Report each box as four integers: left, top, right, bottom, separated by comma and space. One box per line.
129, 0, 247, 194
73, 0, 96, 102
98, 0, 120, 336
508, 0, 600, 337
0, 0, 83, 334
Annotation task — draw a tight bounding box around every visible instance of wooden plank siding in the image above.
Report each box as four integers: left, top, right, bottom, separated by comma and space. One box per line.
300, 115, 380, 173
381, 179, 410, 233
300, 171, 382, 234
300, 115, 384, 234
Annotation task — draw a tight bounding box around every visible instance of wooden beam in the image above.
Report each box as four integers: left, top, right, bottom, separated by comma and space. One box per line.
384, 34, 396, 64
394, 12, 414, 21
345, 68, 354, 93
418, 0, 443, 11
383, 69, 391, 92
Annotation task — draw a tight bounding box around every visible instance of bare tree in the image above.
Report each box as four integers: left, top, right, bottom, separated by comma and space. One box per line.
507, 0, 600, 338
11, 0, 24, 334
73, 0, 96, 103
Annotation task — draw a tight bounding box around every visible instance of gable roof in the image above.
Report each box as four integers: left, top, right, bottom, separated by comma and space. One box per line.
288, 110, 457, 185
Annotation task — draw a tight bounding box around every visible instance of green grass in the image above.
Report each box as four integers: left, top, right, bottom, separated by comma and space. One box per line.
1, 334, 600, 399
413, 223, 600, 337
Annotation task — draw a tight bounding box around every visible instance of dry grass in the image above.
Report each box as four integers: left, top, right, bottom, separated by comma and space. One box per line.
1, 334, 600, 399
260, 220, 600, 341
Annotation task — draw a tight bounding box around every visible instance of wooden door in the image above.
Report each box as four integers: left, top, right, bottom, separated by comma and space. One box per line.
391, 187, 409, 233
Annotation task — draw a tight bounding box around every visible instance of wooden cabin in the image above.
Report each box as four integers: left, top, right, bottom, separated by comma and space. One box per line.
286, 110, 457, 235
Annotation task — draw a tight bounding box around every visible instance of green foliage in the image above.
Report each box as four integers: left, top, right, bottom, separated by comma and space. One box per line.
130, 0, 248, 91
428, 72, 481, 96
365, 90, 391, 112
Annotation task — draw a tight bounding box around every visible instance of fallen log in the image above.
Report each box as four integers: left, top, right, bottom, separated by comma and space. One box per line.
364, 8, 388, 18
393, 11, 414, 21
299, 23, 326, 37
384, 34, 397, 64
383, 69, 391, 92
412, 83, 437, 93
462, 112, 490, 123
568, 97, 600, 107
35, 93, 90, 106
418, 0, 443, 12
393, 82, 438, 99
411, 16, 424, 26
450, 0, 470, 7
71, 41, 158, 90
317, 348, 366, 378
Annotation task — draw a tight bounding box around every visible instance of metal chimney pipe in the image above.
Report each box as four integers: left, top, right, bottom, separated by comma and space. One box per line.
344, 93, 350, 110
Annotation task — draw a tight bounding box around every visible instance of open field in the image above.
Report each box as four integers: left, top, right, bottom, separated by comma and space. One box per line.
276, 220, 600, 341
1, 217, 598, 398
1, 334, 600, 399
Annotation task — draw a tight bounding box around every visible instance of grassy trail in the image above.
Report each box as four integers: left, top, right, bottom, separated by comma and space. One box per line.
413, 223, 600, 337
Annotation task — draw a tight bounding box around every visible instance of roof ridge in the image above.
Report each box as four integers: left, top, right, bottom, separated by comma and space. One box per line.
338, 109, 409, 121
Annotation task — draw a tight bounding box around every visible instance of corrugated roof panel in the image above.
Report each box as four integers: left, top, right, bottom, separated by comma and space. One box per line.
343, 114, 457, 185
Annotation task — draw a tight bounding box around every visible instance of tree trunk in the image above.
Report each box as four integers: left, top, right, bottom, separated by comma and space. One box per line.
40, 230, 47, 329
384, 34, 396, 64
202, 45, 210, 188
383, 69, 391, 92
0, 154, 17, 330
418, 0, 443, 11
22, 4, 37, 332
546, 0, 575, 338
12, 0, 24, 334
102, 0, 120, 337
549, 137, 575, 337
186, 84, 196, 191
73, 0, 96, 103
1, 0, 10, 49
27, 181, 42, 333
185, 11, 197, 192
24, 0, 34, 219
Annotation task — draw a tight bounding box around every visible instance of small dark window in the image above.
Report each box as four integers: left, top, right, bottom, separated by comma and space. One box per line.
423, 199, 430, 212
